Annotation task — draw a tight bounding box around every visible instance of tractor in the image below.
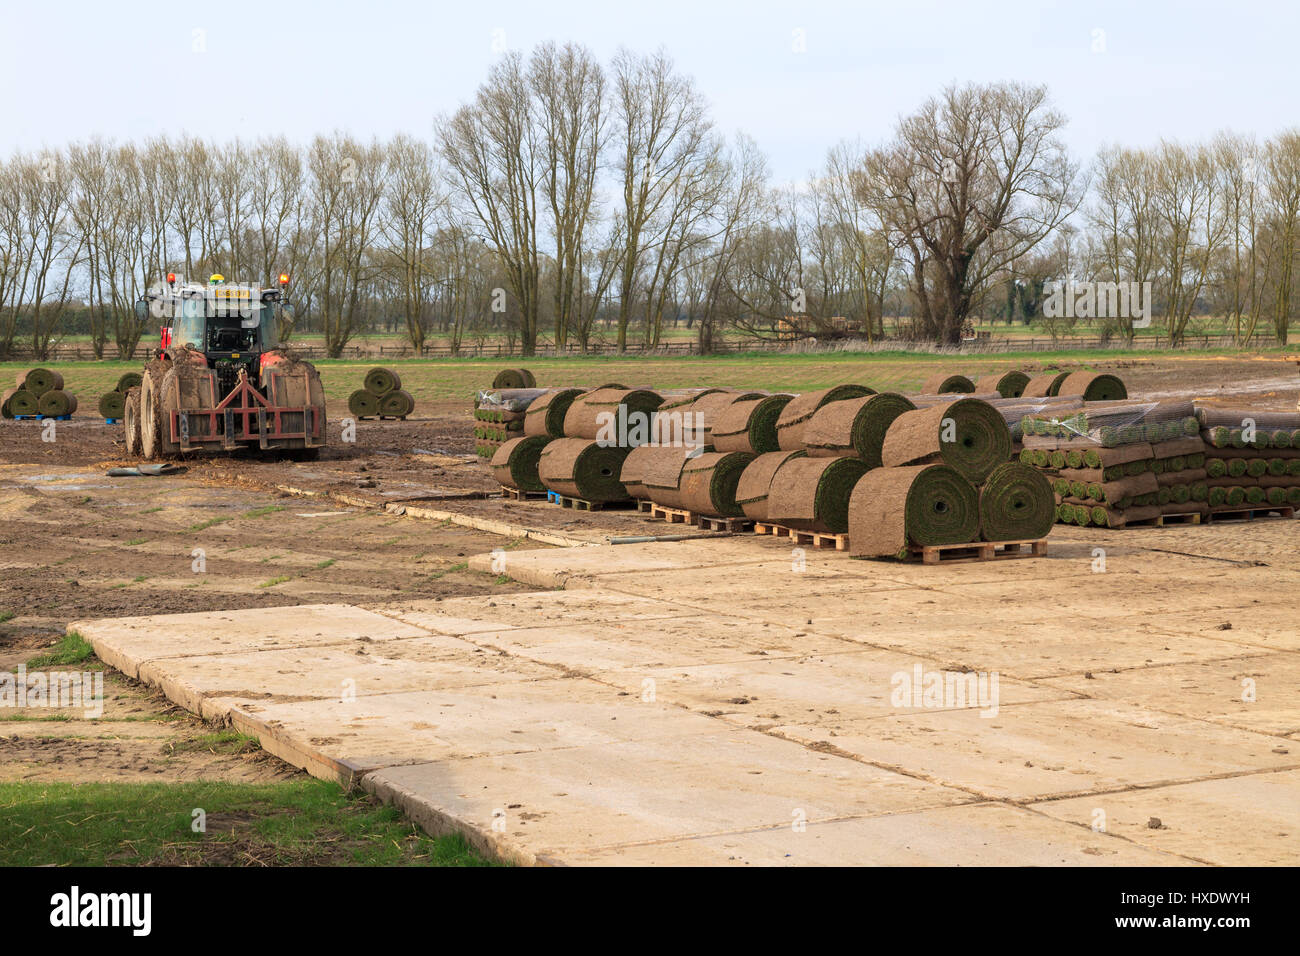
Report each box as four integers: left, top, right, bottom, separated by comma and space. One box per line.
125, 274, 327, 460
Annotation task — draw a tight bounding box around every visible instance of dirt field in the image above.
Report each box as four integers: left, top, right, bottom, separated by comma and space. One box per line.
2, 351, 1297, 809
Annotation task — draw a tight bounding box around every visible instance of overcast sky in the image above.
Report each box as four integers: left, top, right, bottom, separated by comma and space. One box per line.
2, 0, 1294, 181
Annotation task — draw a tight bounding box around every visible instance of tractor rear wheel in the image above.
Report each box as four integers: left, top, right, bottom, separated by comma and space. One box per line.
157, 369, 182, 456
139, 374, 160, 459
123, 387, 142, 456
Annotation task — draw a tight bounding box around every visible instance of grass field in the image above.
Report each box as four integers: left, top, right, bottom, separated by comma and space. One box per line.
0, 779, 496, 866
5, 347, 1292, 411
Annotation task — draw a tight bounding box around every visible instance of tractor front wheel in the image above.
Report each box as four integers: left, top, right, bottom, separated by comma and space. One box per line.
123, 387, 142, 456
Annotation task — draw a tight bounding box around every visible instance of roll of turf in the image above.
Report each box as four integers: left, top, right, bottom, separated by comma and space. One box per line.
801, 392, 917, 468
765, 455, 869, 533
7, 389, 37, 417
498, 368, 538, 389
489, 435, 552, 492
348, 389, 380, 417
979, 463, 1055, 541
735, 450, 806, 521
634, 445, 695, 499
115, 372, 143, 393
669, 390, 764, 447
16, 368, 63, 396
37, 390, 75, 417
1022, 372, 1070, 398
1197, 406, 1300, 430
364, 367, 402, 396
659, 451, 755, 517
620, 443, 671, 499
524, 388, 585, 438
919, 373, 976, 395
1, 387, 17, 418
848, 463, 980, 558
775, 385, 875, 451
1057, 371, 1127, 401
881, 398, 1012, 484
537, 437, 631, 502
974, 371, 1030, 398
712, 394, 794, 454
562, 387, 663, 443
379, 389, 414, 417
98, 391, 126, 420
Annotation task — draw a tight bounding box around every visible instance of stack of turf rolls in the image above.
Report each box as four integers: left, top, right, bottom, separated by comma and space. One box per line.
1017, 400, 1209, 527
348, 367, 413, 420
531, 386, 664, 503
96, 372, 142, 421
756, 384, 881, 534
475, 387, 549, 461
848, 396, 1054, 558
4, 368, 77, 419
1197, 405, 1300, 513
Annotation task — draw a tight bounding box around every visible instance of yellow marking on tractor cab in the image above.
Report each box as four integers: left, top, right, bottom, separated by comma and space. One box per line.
231, 353, 240, 358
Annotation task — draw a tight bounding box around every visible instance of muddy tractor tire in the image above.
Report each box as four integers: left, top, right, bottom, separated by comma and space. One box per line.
139, 372, 160, 459
123, 387, 142, 456
157, 369, 184, 456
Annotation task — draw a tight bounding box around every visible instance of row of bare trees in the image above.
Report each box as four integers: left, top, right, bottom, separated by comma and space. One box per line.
2, 45, 1299, 358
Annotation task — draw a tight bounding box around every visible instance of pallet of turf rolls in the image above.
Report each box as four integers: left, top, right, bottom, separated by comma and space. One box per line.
97, 372, 142, 423
3, 368, 78, 420
846, 397, 1055, 562
474, 385, 555, 464
347, 367, 414, 421
1017, 401, 1210, 528
1197, 406, 1300, 519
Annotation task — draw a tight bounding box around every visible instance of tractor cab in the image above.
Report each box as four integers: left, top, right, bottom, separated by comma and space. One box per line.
126, 272, 325, 460
140, 274, 289, 401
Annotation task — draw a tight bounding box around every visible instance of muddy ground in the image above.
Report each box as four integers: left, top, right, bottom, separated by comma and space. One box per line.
1, 355, 1297, 786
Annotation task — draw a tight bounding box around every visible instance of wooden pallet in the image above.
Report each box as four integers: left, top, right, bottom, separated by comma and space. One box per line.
1207, 505, 1295, 523
905, 539, 1048, 565
553, 494, 633, 512
635, 499, 654, 513
648, 503, 697, 524
499, 486, 548, 501
1121, 510, 1204, 528
696, 514, 754, 533
753, 523, 848, 550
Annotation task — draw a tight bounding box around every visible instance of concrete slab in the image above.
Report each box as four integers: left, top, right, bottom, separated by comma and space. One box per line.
590, 648, 1072, 729
474, 617, 853, 671
372, 590, 692, 635
226, 677, 724, 782
564, 802, 1199, 866
765, 698, 1298, 801
1040, 653, 1300, 736
74, 604, 431, 678
136, 637, 561, 722
364, 730, 970, 865
818, 616, 1260, 680
1036, 769, 1300, 866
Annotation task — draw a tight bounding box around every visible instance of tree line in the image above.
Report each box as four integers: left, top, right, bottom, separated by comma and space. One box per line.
2, 42, 1298, 359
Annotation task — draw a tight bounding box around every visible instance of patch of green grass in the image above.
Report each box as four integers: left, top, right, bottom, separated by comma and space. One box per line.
0, 713, 72, 722
260, 554, 283, 563
26, 631, 96, 668
187, 516, 230, 533
125, 537, 149, 546
139, 506, 163, 514
425, 561, 468, 581
312, 558, 336, 570
169, 730, 258, 755
0, 610, 15, 624
131, 574, 147, 583
257, 575, 292, 589
241, 505, 285, 520
494, 574, 511, 585
0, 779, 500, 866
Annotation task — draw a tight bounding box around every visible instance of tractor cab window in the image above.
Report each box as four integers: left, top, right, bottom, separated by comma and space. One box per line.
206, 314, 257, 353
172, 298, 206, 350
259, 302, 281, 350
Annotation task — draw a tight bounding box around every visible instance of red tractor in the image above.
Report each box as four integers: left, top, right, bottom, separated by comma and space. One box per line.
125, 274, 327, 460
